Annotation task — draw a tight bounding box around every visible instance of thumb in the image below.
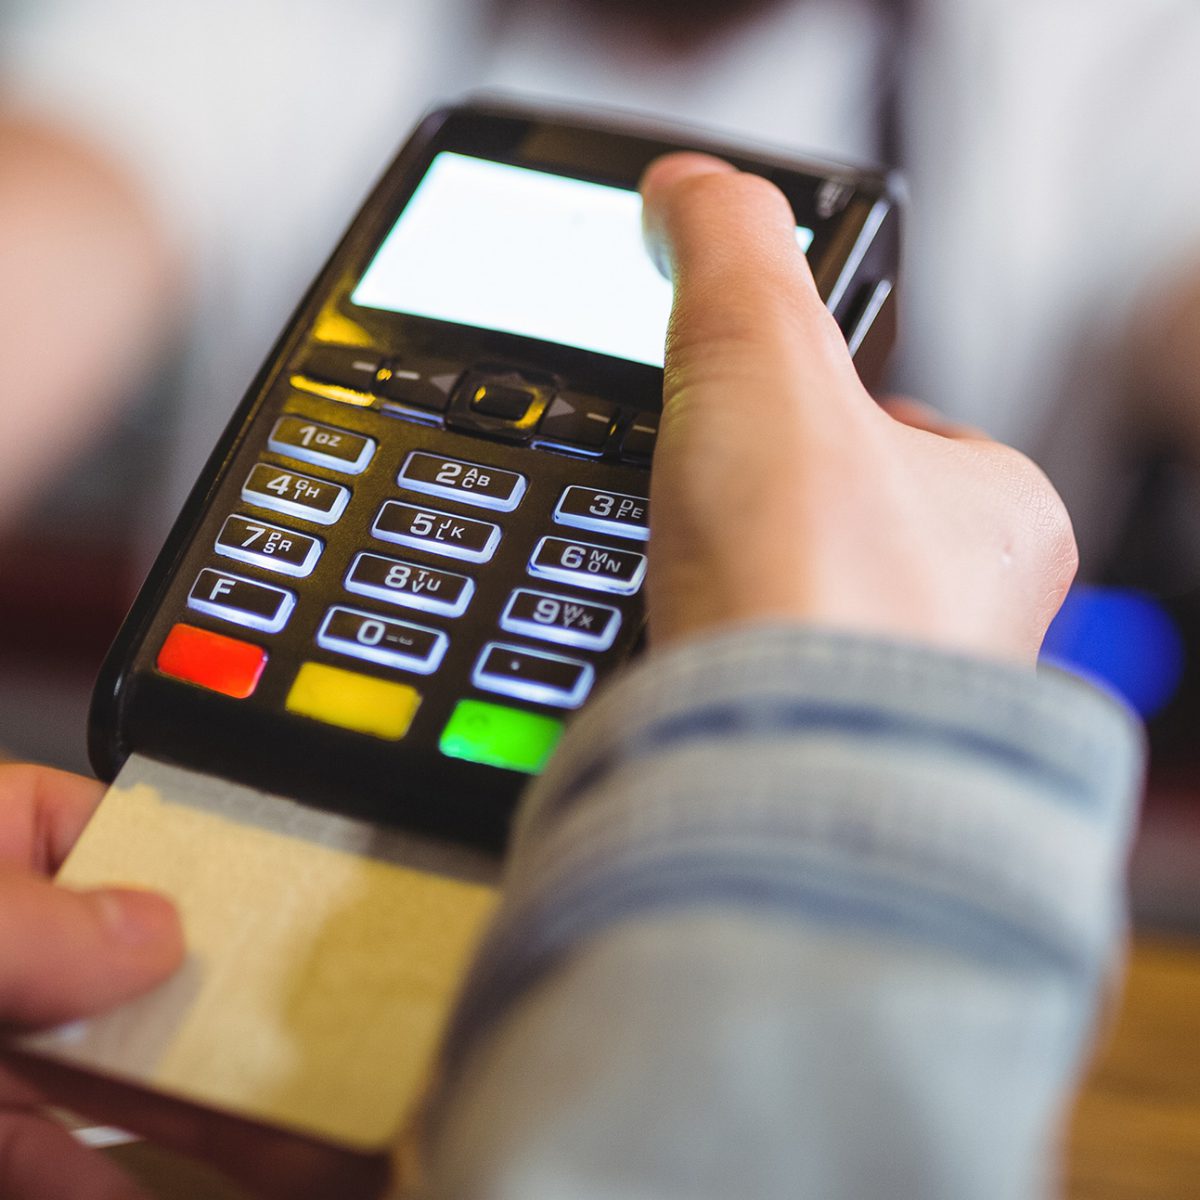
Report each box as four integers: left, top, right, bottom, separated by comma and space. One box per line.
637, 154, 881, 646
0, 870, 183, 1029
639, 152, 866, 420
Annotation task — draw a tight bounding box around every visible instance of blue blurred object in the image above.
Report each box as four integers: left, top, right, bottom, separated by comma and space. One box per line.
1040, 585, 1186, 719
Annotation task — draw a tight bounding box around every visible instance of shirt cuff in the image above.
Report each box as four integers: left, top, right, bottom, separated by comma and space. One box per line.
442, 624, 1144, 1076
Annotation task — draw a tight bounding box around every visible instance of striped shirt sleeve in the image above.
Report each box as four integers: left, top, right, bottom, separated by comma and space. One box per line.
420, 625, 1144, 1200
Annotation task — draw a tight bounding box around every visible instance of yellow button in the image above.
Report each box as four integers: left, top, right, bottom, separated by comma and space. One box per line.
286, 662, 420, 739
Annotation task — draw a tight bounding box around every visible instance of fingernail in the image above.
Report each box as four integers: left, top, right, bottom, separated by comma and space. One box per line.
647, 243, 673, 282
91, 888, 178, 946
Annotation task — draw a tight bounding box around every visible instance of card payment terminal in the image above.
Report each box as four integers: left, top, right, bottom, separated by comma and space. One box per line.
88, 98, 903, 849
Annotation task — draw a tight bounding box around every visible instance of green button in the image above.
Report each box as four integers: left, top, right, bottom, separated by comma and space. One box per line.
439, 699, 564, 773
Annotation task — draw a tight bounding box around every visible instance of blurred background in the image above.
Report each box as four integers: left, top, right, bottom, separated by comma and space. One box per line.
3, 1, 1200, 1194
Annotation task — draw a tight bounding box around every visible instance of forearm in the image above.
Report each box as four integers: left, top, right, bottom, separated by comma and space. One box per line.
0, 113, 176, 520
420, 627, 1143, 1200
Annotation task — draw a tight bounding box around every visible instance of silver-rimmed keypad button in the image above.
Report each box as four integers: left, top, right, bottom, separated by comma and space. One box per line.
554, 486, 648, 541
500, 588, 622, 651
317, 606, 448, 675
187, 569, 295, 633
242, 463, 350, 525
215, 515, 322, 577
344, 552, 473, 617
472, 642, 594, 709
373, 501, 501, 563
397, 451, 525, 511
267, 417, 375, 474
528, 536, 646, 595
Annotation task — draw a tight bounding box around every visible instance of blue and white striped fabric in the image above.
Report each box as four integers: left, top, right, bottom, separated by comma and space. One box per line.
421, 625, 1143, 1200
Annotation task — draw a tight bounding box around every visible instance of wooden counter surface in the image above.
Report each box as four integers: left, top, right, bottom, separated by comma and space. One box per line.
1066, 936, 1200, 1199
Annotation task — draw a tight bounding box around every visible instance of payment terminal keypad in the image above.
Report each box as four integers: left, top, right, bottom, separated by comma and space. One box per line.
151, 351, 656, 798
372, 502, 501, 563
242, 464, 351, 524
472, 643, 595, 708
397, 452, 526, 510
528, 537, 647, 594
187, 569, 296, 633
267, 417, 375, 474
316, 607, 449, 674
554, 486, 649, 540
156, 624, 267, 699
499, 589, 622, 651
345, 552, 476, 617
215, 516, 323, 577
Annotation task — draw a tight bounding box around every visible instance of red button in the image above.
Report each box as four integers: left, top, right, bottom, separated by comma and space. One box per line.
156, 623, 267, 698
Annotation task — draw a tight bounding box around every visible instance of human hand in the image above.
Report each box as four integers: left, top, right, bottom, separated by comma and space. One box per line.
0, 763, 392, 1199
0, 763, 182, 1199
640, 154, 1077, 664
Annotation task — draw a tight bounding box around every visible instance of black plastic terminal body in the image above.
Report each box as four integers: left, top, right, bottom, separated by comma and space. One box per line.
88, 97, 903, 851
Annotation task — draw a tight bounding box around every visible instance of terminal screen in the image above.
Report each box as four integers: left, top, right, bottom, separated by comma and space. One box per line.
352, 151, 814, 369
